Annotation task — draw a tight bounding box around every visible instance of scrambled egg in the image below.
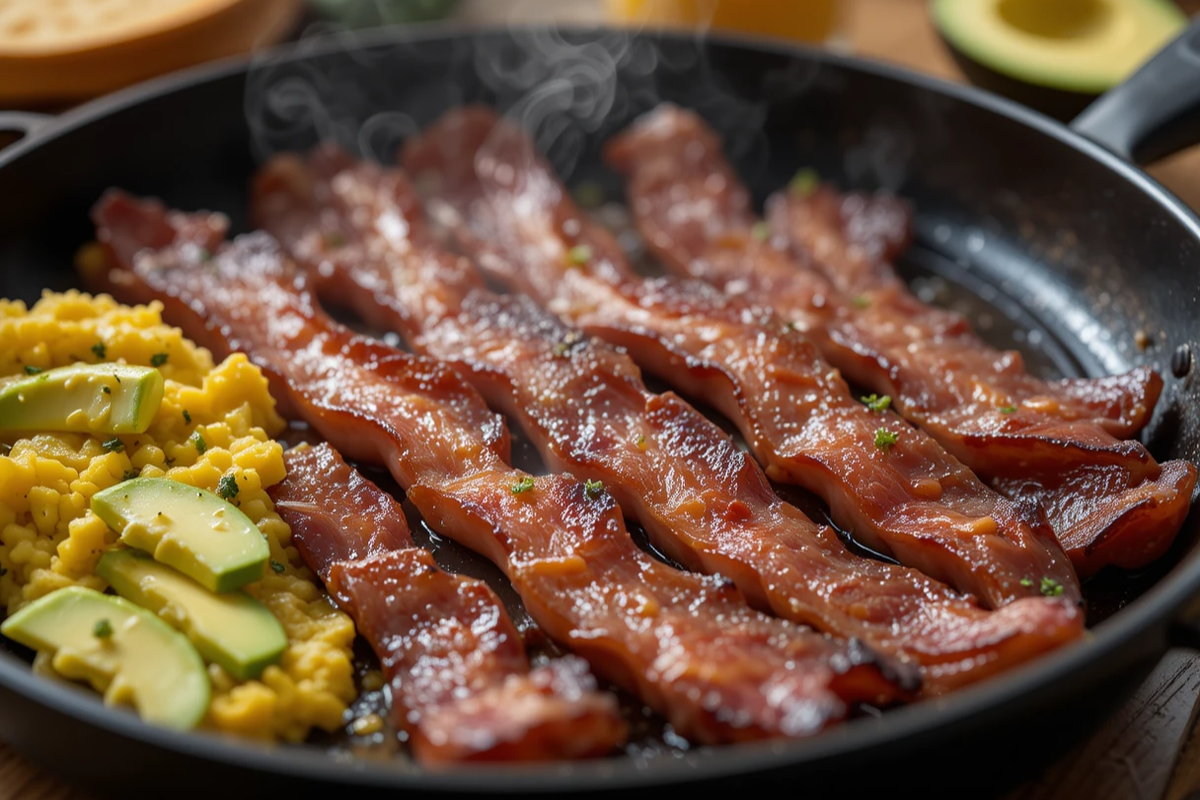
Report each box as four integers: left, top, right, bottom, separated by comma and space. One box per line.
0, 291, 356, 742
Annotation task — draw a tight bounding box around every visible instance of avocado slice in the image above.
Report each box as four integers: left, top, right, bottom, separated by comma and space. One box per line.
91, 478, 270, 593
0, 363, 164, 435
97, 549, 286, 681
0, 586, 209, 730
932, 0, 1185, 119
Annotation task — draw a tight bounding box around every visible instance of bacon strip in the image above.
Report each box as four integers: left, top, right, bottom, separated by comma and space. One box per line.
88, 191, 915, 743
391, 108, 1079, 604
270, 442, 622, 762
251, 144, 1082, 692
604, 105, 1197, 577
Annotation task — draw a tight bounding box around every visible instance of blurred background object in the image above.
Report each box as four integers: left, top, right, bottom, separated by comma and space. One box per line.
0, 0, 302, 106
605, 0, 846, 44
931, 0, 1188, 121
309, 0, 459, 27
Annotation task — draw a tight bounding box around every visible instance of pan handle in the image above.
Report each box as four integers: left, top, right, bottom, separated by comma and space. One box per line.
0, 111, 52, 149
1071, 17, 1200, 166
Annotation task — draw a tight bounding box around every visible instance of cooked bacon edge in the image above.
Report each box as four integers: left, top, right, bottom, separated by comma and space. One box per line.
88, 191, 915, 743
604, 104, 1197, 577
250, 139, 1082, 693
270, 442, 621, 762
394, 107, 1079, 602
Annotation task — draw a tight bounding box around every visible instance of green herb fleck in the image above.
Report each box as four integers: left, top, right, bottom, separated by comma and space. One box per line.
851, 295, 870, 309
1020, 578, 1033, 588
102, 386, 111, 394
572, 182, 606, 209
149, 353, 168, 368
511, 476, 535, 495
101, 437, 125, 453
90, 341, 106, 360
566, 244, 593, 267
861, 393, 891, 413
635, 434, 647, 450
218, 474, 239, 501
552, 331, 582, 359
198, 247, 213, 262
325, 231, 346, 249
191, 432, 207, 455
750, 221, 771, 242
182, 409, 192, 424
999, 405, 1017, 414
122, 469, 139, 481
270, 560, 285, 574
584, 479, 605, 499
93, 619, 113, 639
873, 428, 898, 452
790, 168, 820, 197
23, 365, 42, 375
1040, 577, 1064, 597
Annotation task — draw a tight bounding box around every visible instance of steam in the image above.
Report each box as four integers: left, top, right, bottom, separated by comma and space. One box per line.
243, 11, 912, 197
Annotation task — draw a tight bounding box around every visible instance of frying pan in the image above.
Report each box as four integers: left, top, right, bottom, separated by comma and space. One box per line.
1, 20, 1200, 800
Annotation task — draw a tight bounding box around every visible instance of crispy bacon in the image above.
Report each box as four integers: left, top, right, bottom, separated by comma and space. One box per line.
88, 191, 915, 743
251, 148, 1082, 692
391, 108, 1080, 609
604, 105, 1197, 577
270, 442, 621, 762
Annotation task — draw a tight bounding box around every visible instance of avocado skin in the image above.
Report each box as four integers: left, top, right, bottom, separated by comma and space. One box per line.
940, 34, 1098, 122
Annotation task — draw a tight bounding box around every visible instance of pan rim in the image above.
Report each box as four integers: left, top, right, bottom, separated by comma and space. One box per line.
1, 22, 1199, 793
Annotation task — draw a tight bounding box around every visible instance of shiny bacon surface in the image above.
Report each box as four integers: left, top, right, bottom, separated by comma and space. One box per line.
605, 105, 1197, 577
394, 108, 1079, 609
271, 442, 622, 762
251, 146, 1081, 692
89, 191, 913, 743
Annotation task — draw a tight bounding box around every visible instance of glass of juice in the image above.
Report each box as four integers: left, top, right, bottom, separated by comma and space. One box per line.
605, 0, 847, 46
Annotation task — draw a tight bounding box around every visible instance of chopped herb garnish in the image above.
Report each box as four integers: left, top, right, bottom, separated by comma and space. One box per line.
851, 295, 870, 309
552, 331, 582, 359
1040, 577, 1064, 597
635, 434, 647, 450
511, 476, 535, 495
101, 386, 111, 394
218, 473, 239, 501
566, 244, 593, 267
782, 321, 795, 333
182, 409, 192, 424
999, 405, 1017, 414
1020, 577, 1033, 588
270, 560, 285, 574
873, 428, 898, 452
113, 374, 121, 384
790, 168, 820, 197
122, 469, 139, 481
101, 437, 125, 453
91, 342, 107, 360
198, 247, 213, 262
149, 353, 168, 367
191, 432, 207, 455
325, 232, 346, 248
572, 182, 606, 209
584, 479, 604, 499
861, 393, 891, 413
23, 365, 42, 375
93, 619, 113, 639
750, 221, 770, 242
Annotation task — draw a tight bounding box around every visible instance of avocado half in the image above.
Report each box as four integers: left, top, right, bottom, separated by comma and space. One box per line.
931, 0, 1187, 121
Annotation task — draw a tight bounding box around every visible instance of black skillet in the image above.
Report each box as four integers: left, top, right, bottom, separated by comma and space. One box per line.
2, 20, 1200, 800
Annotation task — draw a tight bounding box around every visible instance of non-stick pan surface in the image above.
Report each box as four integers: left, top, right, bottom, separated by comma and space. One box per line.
2, 25, 1200, 799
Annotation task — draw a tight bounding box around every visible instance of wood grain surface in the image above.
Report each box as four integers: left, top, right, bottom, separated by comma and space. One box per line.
3, 1, 1200, 798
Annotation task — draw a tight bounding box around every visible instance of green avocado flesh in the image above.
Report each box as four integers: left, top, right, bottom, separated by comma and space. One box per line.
97, 549, 287, 681
0, 586, 209, 730
932, 0, 1186, 94
0, 363, 164, 435
91, 478, 269, 593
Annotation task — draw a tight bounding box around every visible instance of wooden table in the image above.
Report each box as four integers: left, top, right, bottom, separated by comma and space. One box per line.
4, 1, 1200, 798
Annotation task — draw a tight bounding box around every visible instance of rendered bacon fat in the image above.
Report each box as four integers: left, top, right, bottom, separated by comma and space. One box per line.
251, 143, 1082, 691
605, 105, 1197, 577
269, 442, 621, 763
393, 107, 1079, 607
89, 191, 914, 743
